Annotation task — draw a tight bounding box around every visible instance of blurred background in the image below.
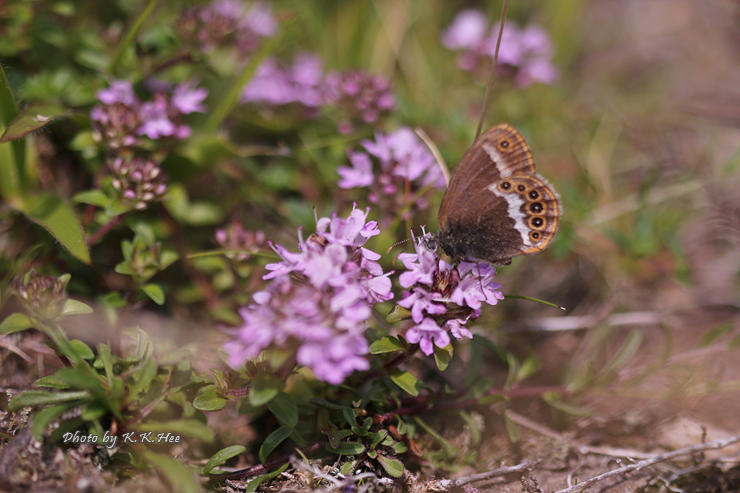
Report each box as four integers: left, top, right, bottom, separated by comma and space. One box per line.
2, 0, 740, 484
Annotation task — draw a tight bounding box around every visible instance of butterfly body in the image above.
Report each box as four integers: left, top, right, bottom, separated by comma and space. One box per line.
436, 124, 561, 265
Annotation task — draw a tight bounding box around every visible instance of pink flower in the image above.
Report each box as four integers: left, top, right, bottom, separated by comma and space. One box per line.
97, 80, 137, 105
172, 81, 208, 114
406, 318, 451, 356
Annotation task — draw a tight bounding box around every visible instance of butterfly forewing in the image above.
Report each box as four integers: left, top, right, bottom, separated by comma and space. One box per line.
439, 124, 536, 229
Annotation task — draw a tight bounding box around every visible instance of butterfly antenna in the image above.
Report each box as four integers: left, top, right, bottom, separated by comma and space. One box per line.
386, 237, 412, 255
475, 0, 511, 141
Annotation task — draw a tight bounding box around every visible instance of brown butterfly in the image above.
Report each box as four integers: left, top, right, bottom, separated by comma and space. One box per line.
433, 124, 561, 265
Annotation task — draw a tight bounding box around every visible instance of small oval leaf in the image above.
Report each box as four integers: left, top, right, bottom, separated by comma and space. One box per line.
193, 385, 227, 412
141, 283, 165, 305
377, 454, 405, 478
0, 312, 33, 334
386, 305, 412, 323
61, 299, 94, 316
249, 370, 282, 407
259, 426, 294, 464
369, 336, 405, 354
433, 343, 453, 371
202, 445, 246, 474
326, 441, 365, 456
390, 371, 419, 396
69, 339, 94, 360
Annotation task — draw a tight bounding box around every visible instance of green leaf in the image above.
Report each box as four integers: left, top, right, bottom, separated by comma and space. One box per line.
0, 103, 67, 143
69, 339, 94, 360
258, 425, 294, 464
137, 419, 214, 442
342, 407, 360, 430
392, 442, 408, 454
369, 336, 405, 354
413, 415, 454, 456
249, 370, 283, 407
471, 334, 508, 362
326, 441, 365, 456
31, 402, 77, 438
700, 321, 734, 348
55, 366, 122, 420
245, 463, 289, 493
202, 445, 246, 474
0, 312, 33, 334
142, 451, 202, 493
376, 454, 404, 478
390, 371, 419, 396
193, 385, 227, 412
73, 189, 110, 208
128, 358, 159, 399
370, 429, 388, 450
317, 409, 341, 448
35, 374, 69, 389
266, 392, 298, 428
141, 283, 165, 305
386, 305, 411, 323
60, 299, 94, 316
542, 392, 591, 417
433, 343, 453, 371
183, 202, 225, 226
159, 250, 179, 270
19, 194, 90, 264
598, 329, 644, 382
503, 411, 520, 443
97, 343, 113, 384
8, 390, 90, 411
516, 355, 539, 381
309, 397, 347, 411
81, 400, 108, 421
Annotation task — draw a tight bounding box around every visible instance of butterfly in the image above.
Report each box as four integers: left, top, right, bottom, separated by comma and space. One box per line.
433, 124, 561, 266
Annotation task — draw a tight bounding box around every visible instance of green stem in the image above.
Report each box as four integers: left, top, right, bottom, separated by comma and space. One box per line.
0, 64, 26, 195
503, 294, 566, 310
203, 21, 290, 133
109, 0, 160, 76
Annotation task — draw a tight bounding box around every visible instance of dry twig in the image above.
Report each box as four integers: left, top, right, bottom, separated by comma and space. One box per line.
552, 434, 740, 493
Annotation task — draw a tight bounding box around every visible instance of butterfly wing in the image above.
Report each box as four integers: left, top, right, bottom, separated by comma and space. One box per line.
437, 124, 560, 265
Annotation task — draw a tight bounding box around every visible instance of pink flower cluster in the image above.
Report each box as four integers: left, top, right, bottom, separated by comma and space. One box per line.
178, 0, 277, 56
109, 156, 167, 210
441, 9, 559, 87
398, 238, 504, 355
338, 128, 445, 218
91, 80, 208, 148
241, 54, 396, 132
215, 222, 265, 263
224, 207, 393, 385
241, 54, 326, 115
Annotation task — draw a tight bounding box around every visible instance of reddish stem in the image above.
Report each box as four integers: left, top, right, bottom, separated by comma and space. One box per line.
87, 215, 124, 246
